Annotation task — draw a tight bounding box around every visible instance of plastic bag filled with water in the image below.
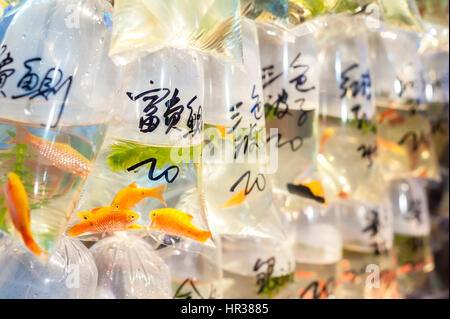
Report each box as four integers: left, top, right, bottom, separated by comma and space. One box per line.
0, 0, 121, 260
389, 178, 435, 296
90, 233, 172, 299
203, 18, 295, 299
369, 24, 440, 181
110, 0, 243, 65
70, 46, 215, 248
149, 234, 223, 299
0, 233, 97, 298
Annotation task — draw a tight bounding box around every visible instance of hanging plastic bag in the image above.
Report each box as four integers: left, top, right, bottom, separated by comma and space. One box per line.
110, 0, 243, 65
150, 235, 223, 299
371, 27, 440, 181
0, 0, 120, 260
203, 18, 295, 299
389, 178, 435, 296
90, 233, 172, 299
284, 205, 342, 299
0, 234, 97, 298
69, 46, 214, 248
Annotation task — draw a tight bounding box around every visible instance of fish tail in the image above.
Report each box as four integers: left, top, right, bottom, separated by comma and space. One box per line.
220, 189, 246, 209
8, 125, 32, 145
21, 231, 47, 257
195, 230, 212, 243
66, 223, 88, 237
150, 184, 167, 207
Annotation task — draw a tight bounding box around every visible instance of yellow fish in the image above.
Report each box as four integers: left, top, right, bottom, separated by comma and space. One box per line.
220, 189, 247, 209
110, 182, 167, 210
376, 136, 407, 156
9, 125, 91, 177
3, 172, 47, 257
287, 181, 326, 205
67, 207, 144, 237
149, 208, 211, 243
319, 128, 335, 154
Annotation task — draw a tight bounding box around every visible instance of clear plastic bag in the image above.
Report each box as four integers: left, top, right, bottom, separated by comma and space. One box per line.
150, 235, 223, 299
0, 0, 120, 259
389, 178, 435, 295
0, 0, 28, 19
110, 0, 243, 65
203, 18, 295, 298
317, 13, 387, 204
90, 233, 172, 299
371, 28, 440, 181
70, 47, 214, 247
258, 21, 324, 210
284, 204, 342, 299
0, 234, 97, 298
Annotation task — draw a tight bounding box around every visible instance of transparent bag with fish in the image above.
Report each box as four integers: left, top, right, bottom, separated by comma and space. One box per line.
0, 0, 120, 260
70, 45, 214, 247
203, 18, 295, 299
369, 20, 440, 182
317, 13, 399, 299
389, 178, 436, 296
109, 0, 243, 65
0, 233, 98, 298
90, 233, 172, 299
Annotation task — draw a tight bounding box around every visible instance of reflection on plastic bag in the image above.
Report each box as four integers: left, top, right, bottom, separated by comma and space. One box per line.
91, 234, 172, 299
71, 47, 214, 247
110, 0, 243, 65
0, 0, 28, 18
0, 234, 97, 298
0, 0, 119, 258
150, 235, 223, 299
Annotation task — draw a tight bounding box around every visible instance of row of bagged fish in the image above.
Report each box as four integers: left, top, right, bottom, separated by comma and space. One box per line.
0, 0, 448, 299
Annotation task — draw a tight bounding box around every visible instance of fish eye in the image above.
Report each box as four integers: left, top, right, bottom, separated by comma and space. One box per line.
152, 213, 156, 217
84, 216, 88, 220
131, 215, 135, 219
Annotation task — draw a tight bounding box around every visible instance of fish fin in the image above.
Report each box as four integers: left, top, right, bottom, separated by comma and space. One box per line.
66, 222, 87, 237
127, 224, 145, 230
220, 189, 247, 209
196, 230, 212, 243
21, 231, 47, 257
152, 184, 167, 207
91, 207, 103, 213
128, 182, 138, 188
8, 125, 32, 145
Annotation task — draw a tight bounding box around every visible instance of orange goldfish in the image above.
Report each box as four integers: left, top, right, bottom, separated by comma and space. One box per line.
338, 190, 349, 199
67, 207, 144, 237
220, 189, 247, 209
376, 136, 407, 156
378, 109, 404, 125
9, 125, 91, 177
319, 128, 335, 154
3, 172, 47, 257
149, 208, 212, 243
110, 182, 167, 210
295, 271, 316, 279
287, 181, 326, 205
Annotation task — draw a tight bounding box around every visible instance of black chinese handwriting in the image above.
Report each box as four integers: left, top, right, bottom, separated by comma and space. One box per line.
340, 63, 371, 101
289, 52, 315, 93
363, 210, 380, 237
299, 278, 335, 299
0, 45, 15, 98
12, 57, 73, 128
174, 278, 204, 299
253, 257, 275, 295
398, 131, 429, 152
357, 144, 377, 167
250, 84, 263, 121
262, 65, 283, 89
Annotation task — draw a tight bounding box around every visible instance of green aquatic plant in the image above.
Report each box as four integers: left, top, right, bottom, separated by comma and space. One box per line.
259, 273, 294, 299
106, 139, 202, 173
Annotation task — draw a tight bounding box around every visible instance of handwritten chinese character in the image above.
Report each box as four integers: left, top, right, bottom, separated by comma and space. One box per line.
0, 45, 15, 98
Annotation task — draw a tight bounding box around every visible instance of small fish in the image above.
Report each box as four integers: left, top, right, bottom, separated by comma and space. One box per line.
3, 172, 47, 257
149, 208, 212, 243
287, 181, 326, 204
76, 206, 108, 221
319, 128, 335, 154
110, 182, 167, 210
217, 125, 227, 139
378, 109, 397, 124
295, 271, 316, 279
376, 136, 407, 156
220, 189, 247, 209
9, 125, 91, 177
338, 190, 349, 199
340, 271, 358, 283
67, 208, 143, 237
397, 264, 413, 275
